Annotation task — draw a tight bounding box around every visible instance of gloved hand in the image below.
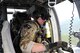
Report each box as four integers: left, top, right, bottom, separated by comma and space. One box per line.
44, 41, 68, 51
60, 41, 68, 49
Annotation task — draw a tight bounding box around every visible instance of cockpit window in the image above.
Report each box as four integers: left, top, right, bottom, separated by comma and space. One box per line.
54, 0, 80, 46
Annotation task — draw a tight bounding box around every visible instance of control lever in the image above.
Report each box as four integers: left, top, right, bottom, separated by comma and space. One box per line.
61, 42, 74, 53
62, 47, 74, 53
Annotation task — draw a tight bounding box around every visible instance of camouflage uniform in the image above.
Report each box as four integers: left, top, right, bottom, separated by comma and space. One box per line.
20, 20, 45, 53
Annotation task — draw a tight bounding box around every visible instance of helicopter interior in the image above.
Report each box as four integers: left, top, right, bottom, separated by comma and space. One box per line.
0, 0, 80, 53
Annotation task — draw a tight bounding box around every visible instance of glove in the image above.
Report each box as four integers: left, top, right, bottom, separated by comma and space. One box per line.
61, 41, 68, 49
44, 41, 68, 51
44, 42, 58, 52
44, 42, 60, 51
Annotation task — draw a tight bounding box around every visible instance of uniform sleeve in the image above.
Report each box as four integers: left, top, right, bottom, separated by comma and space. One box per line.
20, 22, 38, 53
